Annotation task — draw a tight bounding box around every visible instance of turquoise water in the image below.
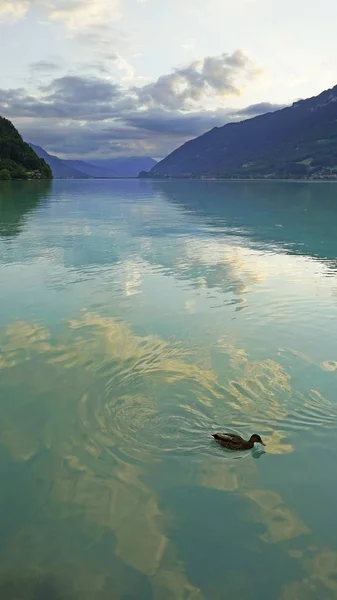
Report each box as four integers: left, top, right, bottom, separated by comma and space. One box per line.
1, 179, 337, 599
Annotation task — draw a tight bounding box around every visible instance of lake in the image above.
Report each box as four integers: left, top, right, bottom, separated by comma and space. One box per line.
1, 178, 337, 599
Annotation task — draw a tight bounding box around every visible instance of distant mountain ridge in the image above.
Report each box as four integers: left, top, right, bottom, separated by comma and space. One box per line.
29, 144, 157, 178
147, 84, 337, 180
29, 144, 89, 179
64, 160, 110, 178
84, 157, 157, 177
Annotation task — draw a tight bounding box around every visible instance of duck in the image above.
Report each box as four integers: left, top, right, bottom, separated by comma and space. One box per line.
211, 432, 266, 450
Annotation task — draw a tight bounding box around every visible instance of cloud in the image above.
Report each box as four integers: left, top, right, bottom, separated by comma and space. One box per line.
122, 109, 223, 136
0, 1, 30, 21
11, 102, 285, 160
0, 0, 122, 30
46, 0, 122, 30
18, 119, 151, 156
235, 102, 286, 117
134, 50, 260, 110
0, 75, 122, 120
44, 75, 120, 105
123, 103, 286, 136
0, 49, 279, 158
1, 50, 260, 121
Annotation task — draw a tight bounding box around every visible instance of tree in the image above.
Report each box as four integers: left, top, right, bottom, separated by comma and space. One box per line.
0, 168, 11, 180
0, 116, 52, 179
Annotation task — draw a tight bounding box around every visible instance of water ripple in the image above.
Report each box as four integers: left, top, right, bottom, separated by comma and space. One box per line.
2, 313, 335, 466
63, 315, 337, 464
79, 367, 223, 464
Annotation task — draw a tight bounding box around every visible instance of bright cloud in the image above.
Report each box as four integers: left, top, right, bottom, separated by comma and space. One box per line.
135, 50, 260, 110
0, 0, 122, 29
0, 1, 29, 21
47, 0, 122, 30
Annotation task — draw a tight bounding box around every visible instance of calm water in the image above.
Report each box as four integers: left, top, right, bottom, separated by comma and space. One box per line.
1, 179, 337, 599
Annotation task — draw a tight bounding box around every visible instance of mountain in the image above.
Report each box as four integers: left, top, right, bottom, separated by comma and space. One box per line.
56, 157, 157, 178
29, 145, 157, 178
0, 117, 52, 180
29, 144, 89, 179
147, 84, 337, 180
63, 160, 110, 178
85, 157, 157, 177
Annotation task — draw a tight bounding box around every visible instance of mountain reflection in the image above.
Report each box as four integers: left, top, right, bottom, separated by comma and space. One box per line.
0, 180, 52, 238
153, 180, 337, 267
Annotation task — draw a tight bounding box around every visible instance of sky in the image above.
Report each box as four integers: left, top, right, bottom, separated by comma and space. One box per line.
0, 0, 337, 160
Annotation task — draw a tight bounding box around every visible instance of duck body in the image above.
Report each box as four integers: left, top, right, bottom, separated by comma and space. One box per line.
211, 432, 266, 451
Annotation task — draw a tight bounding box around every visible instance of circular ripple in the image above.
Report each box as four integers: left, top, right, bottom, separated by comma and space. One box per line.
76, 331, 337, 466
77, 343, 230, 464
79, 376, 258, 465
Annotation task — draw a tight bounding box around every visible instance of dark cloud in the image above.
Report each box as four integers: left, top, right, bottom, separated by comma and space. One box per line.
235, 102, 287, 117
16, 103, 288, 160
121, 103, 286, 136
0, 50, 285, 158
43, 75, 120, 104
0, 88, 68, 118
121, 108, 229, 136
0, 76, 122, 120
25, 123, 147, 155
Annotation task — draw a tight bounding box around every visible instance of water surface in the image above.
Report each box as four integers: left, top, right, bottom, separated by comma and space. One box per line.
1, 179, 337, 599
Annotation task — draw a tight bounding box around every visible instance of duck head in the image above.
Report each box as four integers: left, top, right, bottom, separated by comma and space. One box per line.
250, 434, 266, 446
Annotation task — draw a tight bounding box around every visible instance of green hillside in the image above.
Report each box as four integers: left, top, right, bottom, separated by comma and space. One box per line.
0, 117, 52, 180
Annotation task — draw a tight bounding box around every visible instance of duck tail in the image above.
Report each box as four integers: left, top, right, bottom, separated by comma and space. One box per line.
210, 434, 218, 440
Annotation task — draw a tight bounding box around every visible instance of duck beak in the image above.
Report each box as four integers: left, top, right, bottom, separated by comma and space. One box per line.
261, 441, 266, 446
